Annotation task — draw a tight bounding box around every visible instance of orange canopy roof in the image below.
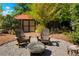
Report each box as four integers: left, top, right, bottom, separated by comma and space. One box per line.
15, 14, 32, 20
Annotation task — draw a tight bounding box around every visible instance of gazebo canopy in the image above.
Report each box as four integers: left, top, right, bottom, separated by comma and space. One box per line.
15, 14, 32, 20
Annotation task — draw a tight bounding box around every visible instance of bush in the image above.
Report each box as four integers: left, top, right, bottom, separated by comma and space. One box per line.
0, 15, 20, 33
8, 29, 15, 35
0, 29, 4, 33
35, 24, 45, 33
62, 32, 69, 35
70, 31, 79, 45
0, 29, 8, 33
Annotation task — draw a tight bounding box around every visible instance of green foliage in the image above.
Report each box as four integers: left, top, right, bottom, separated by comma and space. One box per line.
27, 3, 79, 44
1, 3, 79, 42
27, 4, 63, 23
27, 3, 65, 32
68, 4, 79, 44
0, 15, 4, 28
0, 4, 3, 14
70, 31, 79, 45
0, 15, 20, 34
62, 32, 69, 35
14, 3, 29, 15
1, 15, 20, 29
35, 24, 45, 33
0, 4, 2, 10
57, 4, 71, 23
70, 4, 79, 31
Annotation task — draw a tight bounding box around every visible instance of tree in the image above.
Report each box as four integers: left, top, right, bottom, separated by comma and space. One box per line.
27, 3, 70, 32
70, 4, 79, 32
57, 4, 71, 22
0, 15, 4, 28
69, 4, 79, 44
14, 3, 29, 15
27, 4, 61, 24
2, 15, 20, 29
0, 4, 3, 14
0, 15, 20, 34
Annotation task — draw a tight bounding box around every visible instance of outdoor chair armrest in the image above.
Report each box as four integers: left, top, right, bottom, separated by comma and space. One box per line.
29, 36, 31, 39
37, 36, 41, 40
28, 36, 31, 43
37, 36, 39, 39
49, 37, 51, 41
15, 37, 18, 39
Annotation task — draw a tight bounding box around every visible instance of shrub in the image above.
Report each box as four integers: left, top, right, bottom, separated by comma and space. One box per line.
8, 29, 15, 35
35, 24, 45, 33
70, 31, 79, 45
62, 32, 69, 35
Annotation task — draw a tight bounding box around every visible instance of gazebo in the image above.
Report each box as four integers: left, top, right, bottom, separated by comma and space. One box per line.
15, 14, 37, 32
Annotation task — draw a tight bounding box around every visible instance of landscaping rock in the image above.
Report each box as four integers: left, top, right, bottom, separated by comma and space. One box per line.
27, 42, 46, 53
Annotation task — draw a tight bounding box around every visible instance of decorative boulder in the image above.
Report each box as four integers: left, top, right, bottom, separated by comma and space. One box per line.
27, 42, 46, 53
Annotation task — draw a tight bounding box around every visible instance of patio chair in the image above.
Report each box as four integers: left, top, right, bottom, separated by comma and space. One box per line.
37, 27, 50, 44
15, 29, 31, 48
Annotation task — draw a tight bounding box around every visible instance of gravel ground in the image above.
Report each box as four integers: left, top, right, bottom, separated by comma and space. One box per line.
0, 38, 73, 56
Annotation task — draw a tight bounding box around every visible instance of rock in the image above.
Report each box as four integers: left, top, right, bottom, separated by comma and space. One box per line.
27, 42, 46, 53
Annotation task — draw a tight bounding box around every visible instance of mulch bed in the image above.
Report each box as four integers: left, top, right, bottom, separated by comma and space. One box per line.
0, 33, 71, 46
50, 34, 71, 42
0, 34, 15, 46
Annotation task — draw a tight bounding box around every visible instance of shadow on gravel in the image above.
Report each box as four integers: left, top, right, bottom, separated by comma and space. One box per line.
48, 41, 60, 47
31, 49, 52, 56
18, 44, 28, 48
